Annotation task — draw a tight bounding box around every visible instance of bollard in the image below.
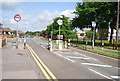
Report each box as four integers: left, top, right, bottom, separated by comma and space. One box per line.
24, 38, 26, 49
65, 41, 67, 49
59, 40, 63, 50
50, 41, 52, 51
67, 39, 71, 49
85, 41, 88, 50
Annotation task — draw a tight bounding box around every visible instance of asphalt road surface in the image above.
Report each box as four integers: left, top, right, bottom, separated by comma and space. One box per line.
26, 38, 120, 81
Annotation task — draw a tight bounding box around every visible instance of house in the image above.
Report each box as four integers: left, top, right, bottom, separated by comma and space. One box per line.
76, 30, 90, 39
2, 28, 14, 38
108, 27, 120, 41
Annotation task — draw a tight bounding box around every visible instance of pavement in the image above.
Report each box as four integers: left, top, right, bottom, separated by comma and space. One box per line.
2, 38, 39, 79
30, 38, 120, 81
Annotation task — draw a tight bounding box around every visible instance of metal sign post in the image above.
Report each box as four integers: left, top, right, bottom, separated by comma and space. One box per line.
57, 19, 63, 50
14, 14, 21, 49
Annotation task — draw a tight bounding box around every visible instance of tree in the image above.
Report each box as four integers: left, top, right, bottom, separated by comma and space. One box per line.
46, 15, 75, 41
73, 2, 118, 45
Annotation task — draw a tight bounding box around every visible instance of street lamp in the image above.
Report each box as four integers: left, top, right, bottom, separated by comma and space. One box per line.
92, 21, 96, 49
57, 19, 63, 50
50, 20, 54, 51
115, 0, 120, 50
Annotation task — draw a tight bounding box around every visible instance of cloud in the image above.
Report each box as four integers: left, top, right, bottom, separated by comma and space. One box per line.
61, 9, 75, 19
1, 1, 20, 10
2, 9, 75, 32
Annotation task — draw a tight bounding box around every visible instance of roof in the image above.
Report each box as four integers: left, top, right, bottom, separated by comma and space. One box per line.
18, 31, 25, 34
2, 28, 13, 32
0, 23, 3, 25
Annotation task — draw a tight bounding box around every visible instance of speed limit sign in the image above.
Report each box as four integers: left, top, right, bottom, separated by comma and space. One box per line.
14, 14, 21, 22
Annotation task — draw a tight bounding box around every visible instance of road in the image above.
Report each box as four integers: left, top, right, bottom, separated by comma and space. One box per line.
1, 37, 119, 81
26, 38, 120, 81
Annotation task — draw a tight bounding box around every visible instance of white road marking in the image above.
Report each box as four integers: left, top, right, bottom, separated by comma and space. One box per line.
54, 53, 63, 57
67, 56, 90, 59
111, 76, 120, 79
115, 67, 120, 69
54, 53, 75, 63
88, 68, 112, 79
64, 57, 75, 63
81, 63, 112, 67
74, 52, 98, 61
41, 45, 46, 49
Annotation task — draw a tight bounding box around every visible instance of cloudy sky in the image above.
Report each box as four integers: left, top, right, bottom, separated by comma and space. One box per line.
1, 1, 78, 32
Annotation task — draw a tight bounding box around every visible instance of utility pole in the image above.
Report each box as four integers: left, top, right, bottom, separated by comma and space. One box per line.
115, 0, 119, 50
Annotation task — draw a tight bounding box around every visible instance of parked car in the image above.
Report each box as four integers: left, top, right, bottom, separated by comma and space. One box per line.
30, 35, 34, 38
19, 34, 24, 38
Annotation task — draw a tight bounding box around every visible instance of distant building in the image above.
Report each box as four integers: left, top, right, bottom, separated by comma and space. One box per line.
76, 30, 89, 39
2, 28, 14, 38
118, 29, 120, 40
108, 27, 120, 41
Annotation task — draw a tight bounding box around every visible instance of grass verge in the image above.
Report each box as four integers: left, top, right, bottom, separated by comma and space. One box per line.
71, 43, 119, 59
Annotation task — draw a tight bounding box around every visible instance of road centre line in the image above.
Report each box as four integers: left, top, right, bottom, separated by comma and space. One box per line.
88, 68, 112, 80
81, 63, 112, 67
28, 44, 57, 80
111, 76, 120, 79
26, 44, 57, 81
66, 56, 90, 59
26, 44, 51, 80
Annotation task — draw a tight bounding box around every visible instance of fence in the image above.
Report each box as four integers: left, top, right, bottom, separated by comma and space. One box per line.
0, 36, 7, 48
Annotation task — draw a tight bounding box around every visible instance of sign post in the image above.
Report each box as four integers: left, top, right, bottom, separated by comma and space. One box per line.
14, 14, 21, 49
57, 19, 63, 50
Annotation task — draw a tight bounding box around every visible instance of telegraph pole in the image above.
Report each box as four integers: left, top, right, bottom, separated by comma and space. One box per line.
115, 0, 119, 50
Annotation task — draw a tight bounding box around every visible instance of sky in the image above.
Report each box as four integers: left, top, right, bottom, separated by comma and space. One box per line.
1, 1, 77, 32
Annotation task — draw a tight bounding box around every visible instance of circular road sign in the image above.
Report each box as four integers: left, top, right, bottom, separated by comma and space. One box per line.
57, 19, 63, 25
14, 14, 21, 22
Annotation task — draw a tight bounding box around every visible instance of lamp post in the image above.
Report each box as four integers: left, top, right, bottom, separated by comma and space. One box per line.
57, 19, 63, 50
50, 20, 54, 51
92, 21, 96, 49
115, 0, 119, 50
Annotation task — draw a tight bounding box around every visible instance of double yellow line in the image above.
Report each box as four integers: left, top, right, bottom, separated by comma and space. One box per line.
26, 44, 58, 81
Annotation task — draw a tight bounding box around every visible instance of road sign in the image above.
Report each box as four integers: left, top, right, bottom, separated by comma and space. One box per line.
60, 40, 63, 44
59, 40, 63, 50
57, 19, 63, 25
14, 14, 21, 22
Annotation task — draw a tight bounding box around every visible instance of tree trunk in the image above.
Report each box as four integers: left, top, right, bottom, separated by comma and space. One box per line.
109, 28, 113, 45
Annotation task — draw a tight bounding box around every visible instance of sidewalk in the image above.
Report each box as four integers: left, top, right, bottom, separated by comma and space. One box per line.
2, 39, 38, 79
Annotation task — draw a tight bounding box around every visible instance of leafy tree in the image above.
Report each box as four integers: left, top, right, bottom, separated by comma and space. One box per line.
46, 15, 75, 41
73, 2, 118, 45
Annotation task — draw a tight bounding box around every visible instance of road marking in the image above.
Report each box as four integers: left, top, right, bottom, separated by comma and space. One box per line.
88, 68, 112, 79
54, 52, 75, 62
81, 63, 112, 67
74, 52, 98, 61
64, 57, 75, 63
111, 76, 120, 79
115, 67, 120, 69
67, 56, 90, 59
26, 44, 57, 81
41, 45, 46, 49
72, 47, 120, 61
27, 44, 51, 80
54, 53, 64, 57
